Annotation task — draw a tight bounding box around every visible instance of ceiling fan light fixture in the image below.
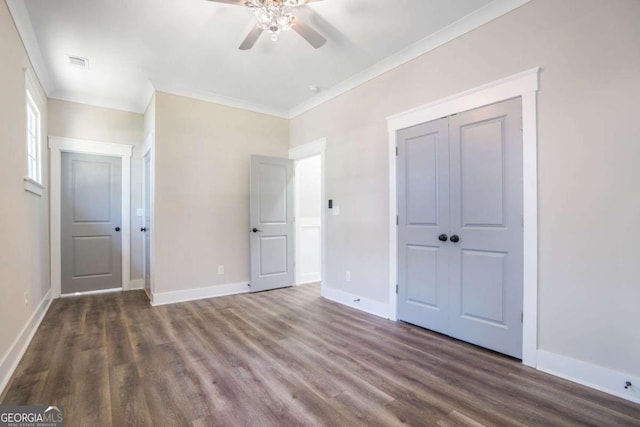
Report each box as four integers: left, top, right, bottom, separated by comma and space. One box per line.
245, 0, 298, 41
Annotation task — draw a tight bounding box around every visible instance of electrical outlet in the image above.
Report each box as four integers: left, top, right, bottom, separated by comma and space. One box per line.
345, 271, 351, 282
217, 265, 224, 275
23, 292, 29, 307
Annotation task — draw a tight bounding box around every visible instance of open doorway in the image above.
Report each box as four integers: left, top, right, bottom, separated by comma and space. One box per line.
294, 155, 322, 286
286, 138, 326, 290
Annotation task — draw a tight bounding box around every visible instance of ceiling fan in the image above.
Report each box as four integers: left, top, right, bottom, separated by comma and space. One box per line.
207, 0, 327, 50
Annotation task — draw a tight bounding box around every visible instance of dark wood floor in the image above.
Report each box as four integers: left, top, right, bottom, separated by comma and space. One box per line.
2, 284, 639, 426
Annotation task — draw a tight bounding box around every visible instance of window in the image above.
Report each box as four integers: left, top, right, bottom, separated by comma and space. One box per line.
24, 70, 45, 196
26, 92, 41, 184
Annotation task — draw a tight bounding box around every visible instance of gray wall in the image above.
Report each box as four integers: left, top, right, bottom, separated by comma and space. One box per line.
48, 99, 145, 281
289, 0, 640, 377
0, 1, 50, 367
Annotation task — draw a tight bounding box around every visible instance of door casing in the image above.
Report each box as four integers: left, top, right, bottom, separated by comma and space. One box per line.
49, 136, 133, 297
142, 134, 155, 299
387, 68, 540, 367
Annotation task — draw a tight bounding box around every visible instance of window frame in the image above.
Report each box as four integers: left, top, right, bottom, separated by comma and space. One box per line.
24, 69, 45, 196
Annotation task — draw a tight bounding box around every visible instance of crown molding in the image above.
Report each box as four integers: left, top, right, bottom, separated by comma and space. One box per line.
287, 0, 532, 118
8, 0, 531, 120
48, 92, 146, 114
7, 0, 53, 95
153, 85, 290, 119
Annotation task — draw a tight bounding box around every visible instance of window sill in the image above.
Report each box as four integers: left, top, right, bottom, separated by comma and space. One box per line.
24, 178, 45, 196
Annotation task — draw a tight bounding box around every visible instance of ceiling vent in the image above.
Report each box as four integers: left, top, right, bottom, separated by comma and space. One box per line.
68, 55, 89, 70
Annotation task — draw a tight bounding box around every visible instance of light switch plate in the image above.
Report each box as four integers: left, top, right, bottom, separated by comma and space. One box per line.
136, 208, 144, 217
217, 265, 224, 275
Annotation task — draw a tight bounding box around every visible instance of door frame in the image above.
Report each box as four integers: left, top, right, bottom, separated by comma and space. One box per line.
142, 134, 155, 298
289, 138, 326, 289
387, 68, 540, 367
49, 136, 133, 297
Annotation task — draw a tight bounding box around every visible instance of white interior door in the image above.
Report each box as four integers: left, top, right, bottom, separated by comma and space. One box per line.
250, 155, 295, 292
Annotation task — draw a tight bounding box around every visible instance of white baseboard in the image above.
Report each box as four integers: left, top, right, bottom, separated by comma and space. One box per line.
128, 279, 144, 290
321, 285, 390, 319
0, 289, 53, 395
151, 281, 250, 306
298, 273, 321, 285
60, 287, 122, 298
537, 349, 640, 404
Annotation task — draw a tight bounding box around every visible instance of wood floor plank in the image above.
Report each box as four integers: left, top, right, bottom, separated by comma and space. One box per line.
109, 362, 153, 427
437, 410, 487, 427
2, 283, 639, 427
70, 347, 112, 426
0, 371, 48, 405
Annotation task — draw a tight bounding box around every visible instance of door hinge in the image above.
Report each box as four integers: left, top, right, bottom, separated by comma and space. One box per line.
395, 146, 398, 156
521, 312, 523, 323
396, 215, 399, 225
396, 284, 398, 294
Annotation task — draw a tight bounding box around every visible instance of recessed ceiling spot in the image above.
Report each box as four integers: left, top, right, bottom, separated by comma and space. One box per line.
68, 55, 89, 70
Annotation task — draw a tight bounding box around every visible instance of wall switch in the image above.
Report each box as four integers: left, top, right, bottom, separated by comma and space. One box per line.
217, 265, 224, 275
328, 199, 333, 209
136, 208, 144, 217
345, 271, 351, 282
333, 206, 340, 216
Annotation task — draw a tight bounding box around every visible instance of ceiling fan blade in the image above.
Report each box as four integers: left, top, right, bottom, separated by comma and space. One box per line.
292, 19, 326, 49
205, 0, 245, 5
239, 26, 264, 50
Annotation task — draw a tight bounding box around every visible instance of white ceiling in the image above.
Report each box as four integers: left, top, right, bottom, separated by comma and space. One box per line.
10, 0, 528, 117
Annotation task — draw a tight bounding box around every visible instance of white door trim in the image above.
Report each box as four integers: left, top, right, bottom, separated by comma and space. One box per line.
142, 134, 155, 299
289, 139, 326, 290
49, 136, 134, 298
387, 67, 540, 367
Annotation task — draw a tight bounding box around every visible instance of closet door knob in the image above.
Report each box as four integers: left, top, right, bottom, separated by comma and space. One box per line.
450, 235, 460, 243
438, 234, 448, 242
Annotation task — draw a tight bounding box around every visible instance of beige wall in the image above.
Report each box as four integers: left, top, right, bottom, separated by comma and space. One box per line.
0, 1, 50, 367
290, 0, 640, 377
48, 99, 145, 280
153, 92, 289, 293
